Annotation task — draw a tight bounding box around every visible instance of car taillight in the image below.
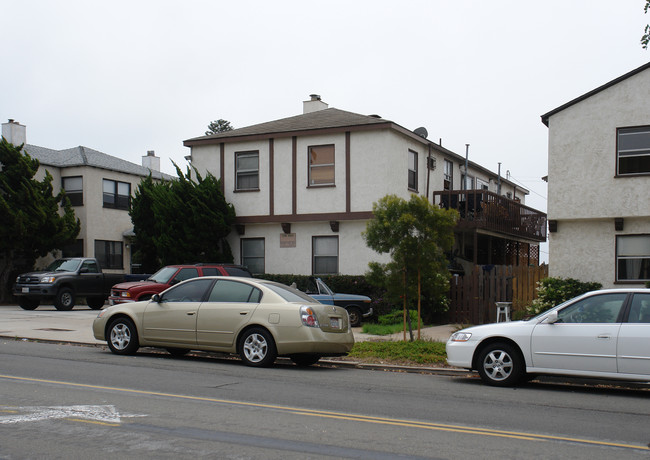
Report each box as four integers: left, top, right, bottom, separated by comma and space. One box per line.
300, 306, 320, 328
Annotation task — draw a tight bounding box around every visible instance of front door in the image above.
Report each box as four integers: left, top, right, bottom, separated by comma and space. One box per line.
531, 293, 627, 374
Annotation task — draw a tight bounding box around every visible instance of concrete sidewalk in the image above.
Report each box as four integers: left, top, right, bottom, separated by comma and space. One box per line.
0, 304, 456, 345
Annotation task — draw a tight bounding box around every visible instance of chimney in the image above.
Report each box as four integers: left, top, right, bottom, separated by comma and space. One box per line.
2, 119, 27, 146
142, 150, 160, 172
303, 94, 329, 114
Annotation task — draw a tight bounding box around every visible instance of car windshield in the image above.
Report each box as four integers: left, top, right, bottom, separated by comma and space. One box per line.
262, 281, 319, 303
148, 266, 178, 283
46, 259, 81, 272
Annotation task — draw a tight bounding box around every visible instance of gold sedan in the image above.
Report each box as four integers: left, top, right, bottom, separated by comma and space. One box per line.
93, 276, 354, 367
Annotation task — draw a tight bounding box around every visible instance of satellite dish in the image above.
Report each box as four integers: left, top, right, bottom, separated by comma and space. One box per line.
414, 127, 428, 139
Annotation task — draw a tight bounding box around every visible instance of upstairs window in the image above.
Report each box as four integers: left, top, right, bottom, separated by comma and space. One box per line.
408, 150, 418, 191
617, 235, 650, 282
443, 159, 453, 190
62, 176, 83, 206
618, 126, 650, 175
235, 151, 259, 190
103, 179, 130, 210
308, 145, 335, 186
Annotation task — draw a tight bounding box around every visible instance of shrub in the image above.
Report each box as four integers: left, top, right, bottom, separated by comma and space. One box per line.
377, 309, 420, 326
526, 277, 602, 316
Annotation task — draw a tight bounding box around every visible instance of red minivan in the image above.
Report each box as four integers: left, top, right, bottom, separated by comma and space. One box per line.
109, 263, 252, 305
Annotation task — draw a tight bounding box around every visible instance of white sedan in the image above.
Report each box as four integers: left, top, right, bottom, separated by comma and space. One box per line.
446, 289, 650, 386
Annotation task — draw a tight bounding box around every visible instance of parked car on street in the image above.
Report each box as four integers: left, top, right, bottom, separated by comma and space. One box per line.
304, 277, 373, 327
446, 289, 650, 386
13, 258, 130, 311
94, 277, 354, 367
109, 263, 252, 305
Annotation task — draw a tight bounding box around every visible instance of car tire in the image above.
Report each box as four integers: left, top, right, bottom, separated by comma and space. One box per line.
87, 296, 106, 310
166, 348, 189, 357
346, 306, 362, 327
238, 328, 277, 367
476, 342, 525, 387
54, 288, 75, 311
18, 297, 40, 310
290, 354, 320, 367
106, 317, 139, 355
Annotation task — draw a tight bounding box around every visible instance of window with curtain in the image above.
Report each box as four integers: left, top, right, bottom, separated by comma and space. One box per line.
62, 176, 83, 206
617, 126, 650, 175
313, 236, 338, 274
308, 145, 335, 186
94, 240, 123, 269
103, 179, 130, 210
617, 235, 650, 281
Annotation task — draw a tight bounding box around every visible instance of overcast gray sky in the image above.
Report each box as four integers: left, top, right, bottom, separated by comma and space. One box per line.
3, 0, 648, 258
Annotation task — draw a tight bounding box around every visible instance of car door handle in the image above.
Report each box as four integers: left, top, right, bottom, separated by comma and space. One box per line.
187, 311, 196, 316
597, 334, 611, 339
240, 311, 249, 316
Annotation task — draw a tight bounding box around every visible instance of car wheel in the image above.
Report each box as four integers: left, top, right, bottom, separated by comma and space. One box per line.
238, 328, 277, 367
54, 288, 75, 311
87, 296, 106, 310
166, 348, 189, 357
107, 317, 139, 355
346, 306, 362, 327
290, 354, 320, 367
18, 297, 39, 310
476, 342, 525, 387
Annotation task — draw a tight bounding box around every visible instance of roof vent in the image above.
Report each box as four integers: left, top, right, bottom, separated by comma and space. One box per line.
369, 114, 382, 118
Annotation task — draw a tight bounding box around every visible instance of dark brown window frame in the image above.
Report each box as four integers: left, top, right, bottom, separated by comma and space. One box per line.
234, 150, 260, 192
308, 144, 335, 188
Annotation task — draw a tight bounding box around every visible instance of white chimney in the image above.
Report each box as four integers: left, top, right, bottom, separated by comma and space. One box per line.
303, 94, 328, 114
142, 150, 160, 172
2, 119, 26, 146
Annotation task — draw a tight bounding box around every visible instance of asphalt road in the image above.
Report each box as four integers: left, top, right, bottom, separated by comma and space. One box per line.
1, 339, 649, 459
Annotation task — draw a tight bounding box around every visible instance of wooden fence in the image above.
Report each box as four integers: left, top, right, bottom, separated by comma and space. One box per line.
447, 264, 548, 324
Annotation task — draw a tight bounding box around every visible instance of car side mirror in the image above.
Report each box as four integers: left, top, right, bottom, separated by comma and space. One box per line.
151, 294, 161, 303
80, 267, 89, 273
542, 310, 558, 324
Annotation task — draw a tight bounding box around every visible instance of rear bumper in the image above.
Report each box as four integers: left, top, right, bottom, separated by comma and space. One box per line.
275, 328, 355, 356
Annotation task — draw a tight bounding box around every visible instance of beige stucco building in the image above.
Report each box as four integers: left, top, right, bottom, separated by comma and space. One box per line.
542, 62, 650, 288
1, 119, 172, 273
185, 96, 545, 276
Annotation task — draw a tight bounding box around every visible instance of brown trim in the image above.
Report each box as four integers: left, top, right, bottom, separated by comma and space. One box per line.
345, 131, 351, 212
292, 136, 297, 215
306, 184, 336, 189
219, 143, 225, 195
233, 189, 260, 193
234, 211, 373, 225
269, 138, 274, 216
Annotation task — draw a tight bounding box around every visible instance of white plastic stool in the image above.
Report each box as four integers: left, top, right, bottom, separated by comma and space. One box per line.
496, 302, 511, 322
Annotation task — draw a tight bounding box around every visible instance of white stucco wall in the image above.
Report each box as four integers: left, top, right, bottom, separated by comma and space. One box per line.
546, 67, 650, 286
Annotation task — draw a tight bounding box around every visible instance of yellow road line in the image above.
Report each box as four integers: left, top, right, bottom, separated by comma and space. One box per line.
1, 374, 647, 451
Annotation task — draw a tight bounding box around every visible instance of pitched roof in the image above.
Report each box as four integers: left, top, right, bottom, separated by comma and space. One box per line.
184, 108, 394, 145
541, 61, 650, 126
24, 144, 174, 180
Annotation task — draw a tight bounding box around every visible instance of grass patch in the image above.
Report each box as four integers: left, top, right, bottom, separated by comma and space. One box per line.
361, 323, 405, 335
348, 340, 447, 365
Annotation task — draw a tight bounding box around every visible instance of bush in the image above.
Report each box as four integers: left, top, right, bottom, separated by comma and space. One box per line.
526, 277, 602, 316
377, 309, 420, 325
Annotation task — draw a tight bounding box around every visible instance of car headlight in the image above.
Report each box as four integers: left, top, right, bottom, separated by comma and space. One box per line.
450, 331, 472, 342
40, 276, 56, 283
120, 291, 131, 298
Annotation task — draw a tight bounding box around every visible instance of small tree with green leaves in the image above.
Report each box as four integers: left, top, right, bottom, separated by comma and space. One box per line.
363, 194, 458, 340
642, 0, 650, 49
129, 164, 236, 272
526, 277, 602, 316
0, 139, 80, 302
205, 119, 234, 135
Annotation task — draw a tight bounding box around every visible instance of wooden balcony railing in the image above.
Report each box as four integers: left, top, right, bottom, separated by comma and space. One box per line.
433, 189, 547, 242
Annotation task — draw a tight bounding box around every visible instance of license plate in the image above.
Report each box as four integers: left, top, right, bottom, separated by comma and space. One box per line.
22, 287, 29, 293
329, 318, 340, 329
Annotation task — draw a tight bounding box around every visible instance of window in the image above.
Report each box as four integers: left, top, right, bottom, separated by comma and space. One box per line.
235, 151, 259, 190
308, 145, 335, 186
443, 159, 453, 190
476, 178, 489, 190
627, 293, 650, 323
461, 173, 474, 190
557, 293, 627, 323
94, 240, 123, 269
617, 126, 650, 175
313, 236, 338, 274
81, 259, 100, 273
617, 235, 650, 282
408, 150, 418, 190
62, 239, 83, 257
171, 268, 200, 284
62, 176, 83, 206
241, 238, 265, 274
161, 278, 214, 303
208, 279, 261, 303
103, 179, 130, 210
